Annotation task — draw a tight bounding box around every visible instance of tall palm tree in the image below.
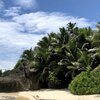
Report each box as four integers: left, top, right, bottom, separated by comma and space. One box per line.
14, 22, 100, 89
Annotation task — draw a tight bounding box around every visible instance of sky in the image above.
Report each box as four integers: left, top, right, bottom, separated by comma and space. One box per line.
0, 0, 99, 70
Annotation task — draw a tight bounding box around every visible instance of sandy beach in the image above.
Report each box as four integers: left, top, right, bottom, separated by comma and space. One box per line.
0, 89, 100, 100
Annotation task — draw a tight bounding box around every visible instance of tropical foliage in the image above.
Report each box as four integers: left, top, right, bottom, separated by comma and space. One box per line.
15, 22, 100, 89
69, 65, 100, 95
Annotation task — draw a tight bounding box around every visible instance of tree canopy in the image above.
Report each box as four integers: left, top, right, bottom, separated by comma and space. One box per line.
15, 22, 100, 89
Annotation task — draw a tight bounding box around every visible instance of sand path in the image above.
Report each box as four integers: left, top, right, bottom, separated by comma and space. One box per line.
0, 89, 100, 100
18, 89, 100, 100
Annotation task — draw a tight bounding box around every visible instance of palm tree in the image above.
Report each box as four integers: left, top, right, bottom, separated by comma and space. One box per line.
14, 22, 100, 89
21, 48, 34, 61
92, 33, 100, 47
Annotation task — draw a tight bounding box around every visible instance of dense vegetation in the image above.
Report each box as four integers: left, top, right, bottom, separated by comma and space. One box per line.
14, 22, 100, 92
69, 66, 100, 95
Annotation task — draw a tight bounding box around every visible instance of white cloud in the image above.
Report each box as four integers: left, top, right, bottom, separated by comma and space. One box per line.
0, 20, 44, 70
4, 7, 21, 17
13, 0, 37, 9
0, 11, 95, 70
0, 21, 42, 47
13, 12, 93, 33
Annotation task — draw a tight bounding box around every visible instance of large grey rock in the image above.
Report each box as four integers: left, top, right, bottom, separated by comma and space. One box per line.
0, 60, 43, 92
0, 63, 32, 92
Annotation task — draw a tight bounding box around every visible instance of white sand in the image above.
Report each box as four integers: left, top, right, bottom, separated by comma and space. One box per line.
0, 89, 100, 100
18, 89, 100, 100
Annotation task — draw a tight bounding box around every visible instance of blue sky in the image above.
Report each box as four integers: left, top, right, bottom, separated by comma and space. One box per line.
38, 0, 100, 21
0, 0, 99, 70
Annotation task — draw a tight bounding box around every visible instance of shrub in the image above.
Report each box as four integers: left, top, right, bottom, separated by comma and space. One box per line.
69, 70, 100, 95
48, 72, 61, 88
2, 70, 11, 77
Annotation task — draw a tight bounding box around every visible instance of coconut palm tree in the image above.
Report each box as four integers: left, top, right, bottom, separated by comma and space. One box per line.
14, 22, 100, 89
